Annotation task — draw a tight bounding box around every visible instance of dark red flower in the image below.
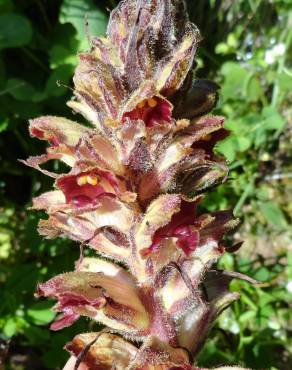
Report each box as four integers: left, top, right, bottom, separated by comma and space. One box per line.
123, 97, 172, 127
56, 170, 119, 207
142, 201, 200, 257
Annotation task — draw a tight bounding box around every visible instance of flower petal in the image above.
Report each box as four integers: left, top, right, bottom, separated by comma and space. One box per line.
156, 22, 200, 96
76, 133, 125, 176
73, 54, 124, 120
138, 115, 228, 203
29, 116, 91, 147
116, 119, 149, 168
55, 168, 135, 208
128, 336, 190, 370
182, 211, 239, 285
66, 332, 137, 370
123, 96, 172, 128
135, 194, 181, 257
78, 257, 137, 287
178, 115, 227, 148
32, 190, 67, 212
37, 197, 134, 261
142, 200, 201, 258
37, 269, 149, 332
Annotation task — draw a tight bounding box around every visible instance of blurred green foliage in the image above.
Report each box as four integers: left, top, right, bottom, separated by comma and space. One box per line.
0, 0, 291, 369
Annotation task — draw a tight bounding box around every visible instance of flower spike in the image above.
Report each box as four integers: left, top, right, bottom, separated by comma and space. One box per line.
25, 0, 253, 369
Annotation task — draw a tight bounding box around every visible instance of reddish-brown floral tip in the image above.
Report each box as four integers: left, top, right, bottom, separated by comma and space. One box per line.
142, 201, 200, 257
122, 97, 172, 127
31, 126, 60, 146
29, 116, 91, 147
36, 278, 106, 331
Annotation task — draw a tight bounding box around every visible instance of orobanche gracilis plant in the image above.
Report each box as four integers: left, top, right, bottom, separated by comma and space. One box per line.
24, 0, 256, 369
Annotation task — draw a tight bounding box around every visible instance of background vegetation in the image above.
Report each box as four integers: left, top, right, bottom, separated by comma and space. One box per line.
0, 0, 291, 369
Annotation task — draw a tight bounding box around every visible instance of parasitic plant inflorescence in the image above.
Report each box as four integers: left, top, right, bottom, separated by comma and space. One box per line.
24, 1, 255, 369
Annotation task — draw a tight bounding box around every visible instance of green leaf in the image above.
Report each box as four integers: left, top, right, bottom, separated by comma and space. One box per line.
245, 76, 263, 102
5, 78, 46, 102
221, 62, 247, 79
241, 336, 254, 345
287, 252, 292, 279
227, 33, 238, 48
3, 317, 17, 337
49, 44, 77, 68
220, 62, 249, 101
218, 253, 234, 270
261, 106, 285, 130
0, 118, 8, 133
0, 13, 32, 49
215, 42, 229, 55
256, 186, 270, 201
277, 70, 292, 91
237, 136, 252, 151
216, 137, 237, 162
259, 201, 288, 229
253, 267, 271, 282
241, 291, 258, 310
27, 301, 55, 325
254, 127, 268, 148
6, 78, 36, 101
60, 0, 107, 48
239, 310, 256, 324
216, 135, 251, 161
257, 291, 276, 306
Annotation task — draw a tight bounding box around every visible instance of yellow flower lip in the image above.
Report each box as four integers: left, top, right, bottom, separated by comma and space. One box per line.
137, 97, 158, 109
77, 174, 99, 186
147, 97, 158, 108
137, 100, 146, 109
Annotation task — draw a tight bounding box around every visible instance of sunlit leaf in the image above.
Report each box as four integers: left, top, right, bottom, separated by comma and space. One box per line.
220, 62, 249, 101
60, 0, 107, 49
216, 135, 251, 161
245, 76, 263, 102
49, 44, 77, 68
259, 201, 288, 229
261, 106, 285, 130
27, 302, 55, 325
3, 317, 17, 337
